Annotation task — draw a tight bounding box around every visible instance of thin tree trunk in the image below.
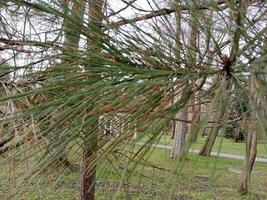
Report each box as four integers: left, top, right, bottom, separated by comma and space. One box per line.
80, 1, 104, 199
58, 0, 86, 168
199, 80, 231, 156
189, 10, 212, 141
171, 108, 188, 159
171, 2, 188, 159
239, 127, 257, 194
199, 0, 246, 156
187, 102, 201, 143
171, 117, 176, 139
80, 131, 98, 200
239, 1, 261, 192
239, 44, 258, 194
171, 87, 176, 139
172, 3, 201, 158
62, 0, 86, 53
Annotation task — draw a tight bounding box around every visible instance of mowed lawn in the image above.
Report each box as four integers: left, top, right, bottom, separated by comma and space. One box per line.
0, 147, 267, 200
138, 134, 267, 158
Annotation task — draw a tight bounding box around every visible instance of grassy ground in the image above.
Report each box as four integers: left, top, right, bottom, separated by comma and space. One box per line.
1, 147, 267, 200
192, 137, 267, 158
137, 134, 267, 158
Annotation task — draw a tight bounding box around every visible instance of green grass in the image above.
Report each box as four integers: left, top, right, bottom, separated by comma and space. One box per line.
192, 136, 267, 158
137, 133, 267, 158
1, 147, 267, 200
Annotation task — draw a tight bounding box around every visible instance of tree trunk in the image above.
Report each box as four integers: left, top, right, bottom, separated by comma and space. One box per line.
171, 87, 176, 139
80, 134, 98, 200
187, 104, 200, 143
186, 3, 200, 142
170, 2, 188, 159
62, 0, 86, 53
199, 80, 231, 156
171, 2, 200, 158
188, 9, 211, 143
80, 1, 104, 199
239, 128, 257, 194
171, 118, 176, 139
239, 71, 258, 194
171, 108, 188, 159
199, 0, 245, 156
57, 0, 86, 168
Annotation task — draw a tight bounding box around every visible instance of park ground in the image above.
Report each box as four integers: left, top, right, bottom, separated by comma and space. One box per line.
0, 136, 267, 200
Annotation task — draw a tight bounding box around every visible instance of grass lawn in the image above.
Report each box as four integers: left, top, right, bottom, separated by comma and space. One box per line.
1, 147, 267, 199
137, 133, 267, 158
192, 137, 267, 158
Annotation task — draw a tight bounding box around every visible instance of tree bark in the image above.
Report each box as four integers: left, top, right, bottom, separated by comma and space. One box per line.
187, 6, 205, 143
239, 127, 257, 194
170, 2, 188, 159
57, 0, 86, 168
80, 134, 98, 200
80, 1, 104, 200
238, 1, 259, 193
62, 0, 86, 53
171, 108, 188, 159
199, 80, 231, 156
239, 70, 258, 194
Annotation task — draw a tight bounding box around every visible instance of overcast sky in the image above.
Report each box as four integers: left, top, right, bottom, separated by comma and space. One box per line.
0, 0, 265, 69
